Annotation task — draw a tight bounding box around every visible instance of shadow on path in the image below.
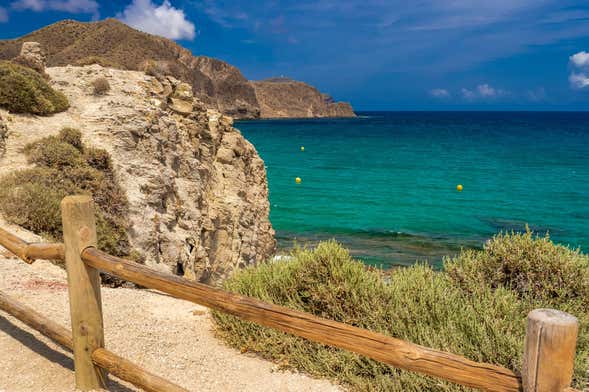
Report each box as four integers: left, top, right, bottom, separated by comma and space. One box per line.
0, 315, 136, 392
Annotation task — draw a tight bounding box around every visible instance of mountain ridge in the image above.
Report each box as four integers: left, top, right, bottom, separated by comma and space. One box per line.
0, 19, 355, 119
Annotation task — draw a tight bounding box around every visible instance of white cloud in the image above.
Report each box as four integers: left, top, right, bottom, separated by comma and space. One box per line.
0, 6, 8, 22
477, 83, 496, 97
11, 0, 98, 15
11, 0, 44, 11
568, 51, 589, 90
569, 72, 589, 89
118, 0, 196, 41
429, 88, 450, 98
461, 84, 506, 100
525, 87, 546, 102
461, 88, 476, 100
570, 51, 589, 69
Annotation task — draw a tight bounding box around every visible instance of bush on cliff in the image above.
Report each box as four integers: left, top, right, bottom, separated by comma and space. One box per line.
0, 61, 68, 115
213, 236, 588, 391
92, 77, 110, 96
0, 127, 130, 257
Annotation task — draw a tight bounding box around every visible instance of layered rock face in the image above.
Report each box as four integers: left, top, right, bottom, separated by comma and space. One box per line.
0, 64, 275, 283
186, 57, 260, 119
12, 41, 46, 76
0, 20, 355, 119
252, 79, 356, 118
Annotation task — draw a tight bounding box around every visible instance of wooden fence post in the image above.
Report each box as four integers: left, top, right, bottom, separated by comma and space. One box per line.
522, 308, 578, 392
61, 195, 106, 390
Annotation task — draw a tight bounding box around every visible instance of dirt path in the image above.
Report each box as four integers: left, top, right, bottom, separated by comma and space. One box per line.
0, 247, 340, 392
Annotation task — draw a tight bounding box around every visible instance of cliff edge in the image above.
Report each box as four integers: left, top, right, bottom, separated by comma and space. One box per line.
252, 78, 356, 118
0, 64, 275, 284
0, 19, 355, 119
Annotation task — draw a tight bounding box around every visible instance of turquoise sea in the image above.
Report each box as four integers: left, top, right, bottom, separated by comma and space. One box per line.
236, 112, 589, 268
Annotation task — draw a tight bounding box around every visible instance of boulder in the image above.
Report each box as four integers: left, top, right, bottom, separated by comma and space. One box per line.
168, 97, 193, 115
172, 82, 193, 100
13, 42, 46, 75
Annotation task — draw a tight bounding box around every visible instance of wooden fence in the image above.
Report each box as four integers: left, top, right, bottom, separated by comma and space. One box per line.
0, 195, 581, 392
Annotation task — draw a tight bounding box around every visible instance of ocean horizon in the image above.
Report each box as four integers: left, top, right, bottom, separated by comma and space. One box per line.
237, 111, 589, 268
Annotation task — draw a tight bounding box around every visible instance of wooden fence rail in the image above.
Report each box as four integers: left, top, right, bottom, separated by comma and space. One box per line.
0, 290, 187, 392
0, 195, 581, 392
0, 227, 64, 263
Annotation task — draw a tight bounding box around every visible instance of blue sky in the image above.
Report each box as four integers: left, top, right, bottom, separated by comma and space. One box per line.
1, 0, 589, 110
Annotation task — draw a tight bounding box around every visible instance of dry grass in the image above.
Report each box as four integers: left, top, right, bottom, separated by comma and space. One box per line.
0, 61, 68, 115
92, 77, 110, 95
0, 127, 130, 258
214, 236, 588, 391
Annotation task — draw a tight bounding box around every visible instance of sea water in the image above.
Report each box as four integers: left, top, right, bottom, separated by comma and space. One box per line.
236, 112, 589, 268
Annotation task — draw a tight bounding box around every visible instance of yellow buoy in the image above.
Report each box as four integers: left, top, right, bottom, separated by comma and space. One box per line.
295, 177, 302, 184
300, 146, 305, 152
456, 184, 463, 192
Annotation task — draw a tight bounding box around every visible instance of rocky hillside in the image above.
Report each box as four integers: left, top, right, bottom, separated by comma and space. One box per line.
0, 19, 355, 119
0, 64, 275, 284
252, 78, 355, 118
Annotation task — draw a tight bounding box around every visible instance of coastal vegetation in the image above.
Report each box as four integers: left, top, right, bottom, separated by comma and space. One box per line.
91, 77, 110, 95
0, 127, 130, 258
0, 61, 68, 115
213, 233, 588, 391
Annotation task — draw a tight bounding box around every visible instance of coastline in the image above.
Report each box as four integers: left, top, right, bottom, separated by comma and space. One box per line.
237, 111, 589, 267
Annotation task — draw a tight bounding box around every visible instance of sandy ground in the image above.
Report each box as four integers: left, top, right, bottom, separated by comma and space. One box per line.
0, 245, 340, 392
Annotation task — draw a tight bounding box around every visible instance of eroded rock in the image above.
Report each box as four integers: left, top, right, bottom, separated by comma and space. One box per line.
0, 64, 276, 284
13, 42, 46, 75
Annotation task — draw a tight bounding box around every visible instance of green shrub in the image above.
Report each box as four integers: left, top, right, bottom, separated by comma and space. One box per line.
0, 169, 66, 235
0, 61, 69, 115
58, 127, 83, 151
214, 242, 515, 390
213, 239, 588, 390
445, 230, 589, 306
445, 230, 589, 387
92, 77, 110, 96
0, 129, 130, 257
84, 147, 112, 171
24, 136, 84, 168
12, 55, 47, 78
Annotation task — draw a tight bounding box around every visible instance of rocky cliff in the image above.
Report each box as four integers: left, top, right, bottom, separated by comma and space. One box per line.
252, 78, 356, 118
0, 64, 275, 283
0, 19, 355, 119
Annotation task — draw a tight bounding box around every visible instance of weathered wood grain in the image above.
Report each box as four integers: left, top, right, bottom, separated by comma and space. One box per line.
0, 227, 64, 263
92, 349, 188, 392
61, 195, 105, 390
522, 309, 579, 392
